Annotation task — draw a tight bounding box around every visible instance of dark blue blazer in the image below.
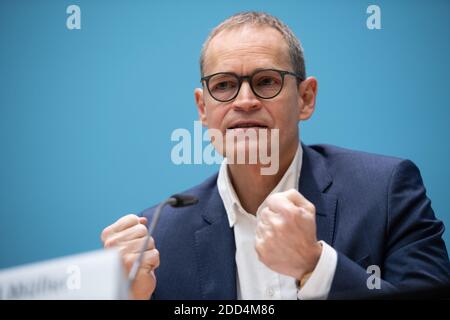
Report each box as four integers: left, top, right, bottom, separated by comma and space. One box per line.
142, 144, 450, 299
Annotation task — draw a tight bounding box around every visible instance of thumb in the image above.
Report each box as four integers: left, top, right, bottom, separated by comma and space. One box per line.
139, 217, 148, 226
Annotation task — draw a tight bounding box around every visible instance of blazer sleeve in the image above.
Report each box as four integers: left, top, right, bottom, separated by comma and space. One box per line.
328, 160, 450, 299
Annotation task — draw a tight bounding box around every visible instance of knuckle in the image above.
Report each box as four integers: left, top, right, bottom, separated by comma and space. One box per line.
100, 227, 110, 242
135, 224, 148, 237
104, 237, 118, 248
125, 213, 139, 220
287, 188, 298, 196
123, 214, 140, 225
152, 249, 160, 267
143, 249, 160, 269
266, 193, 280, 207
302, 202, 315, 214
259, 208, 269, 220
266, 230, 275, 241
287, 207, 300, 221
279, 203, 292, 214
147, 237, 155, 249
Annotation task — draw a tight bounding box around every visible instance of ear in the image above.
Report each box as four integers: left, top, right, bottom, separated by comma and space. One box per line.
194, 88, 208, 126
298, 77, 318, 121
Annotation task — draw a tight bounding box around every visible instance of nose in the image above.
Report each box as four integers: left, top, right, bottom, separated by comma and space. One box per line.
232, 80, 261, 112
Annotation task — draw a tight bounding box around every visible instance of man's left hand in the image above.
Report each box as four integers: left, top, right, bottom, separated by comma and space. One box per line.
255, 189, 322, 280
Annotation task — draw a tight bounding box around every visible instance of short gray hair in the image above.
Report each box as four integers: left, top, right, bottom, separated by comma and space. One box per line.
199, 11, 306, 81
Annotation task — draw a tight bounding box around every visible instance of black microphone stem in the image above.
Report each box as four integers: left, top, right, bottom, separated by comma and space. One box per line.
127, 197, 176, 288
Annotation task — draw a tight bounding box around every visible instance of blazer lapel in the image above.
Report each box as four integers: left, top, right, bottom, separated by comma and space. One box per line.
194, 186, 237, 299
299, 144, 338, 246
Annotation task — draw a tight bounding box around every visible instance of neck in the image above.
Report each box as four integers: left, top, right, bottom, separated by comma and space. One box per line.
227, 144, 298, 214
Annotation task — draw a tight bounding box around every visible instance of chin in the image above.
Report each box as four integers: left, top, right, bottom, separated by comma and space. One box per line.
224, 137, 271, 165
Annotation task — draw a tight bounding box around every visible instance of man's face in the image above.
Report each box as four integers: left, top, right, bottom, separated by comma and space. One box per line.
195, 25, 316, 165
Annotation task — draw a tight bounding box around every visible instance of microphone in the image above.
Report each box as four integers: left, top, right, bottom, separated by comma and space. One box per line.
169, 194, 199, 207
127, 194, 199, 291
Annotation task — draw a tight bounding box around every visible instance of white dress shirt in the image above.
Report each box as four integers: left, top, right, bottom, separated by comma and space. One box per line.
217, 144, 338, 300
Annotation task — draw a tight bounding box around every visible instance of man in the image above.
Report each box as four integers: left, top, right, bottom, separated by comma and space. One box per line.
100, 12, 450, 299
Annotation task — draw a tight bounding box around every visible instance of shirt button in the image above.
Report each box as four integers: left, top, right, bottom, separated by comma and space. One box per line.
267, 287, 274, 297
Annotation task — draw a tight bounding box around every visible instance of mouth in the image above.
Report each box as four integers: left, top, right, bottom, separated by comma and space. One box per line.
227, 121, 269, 130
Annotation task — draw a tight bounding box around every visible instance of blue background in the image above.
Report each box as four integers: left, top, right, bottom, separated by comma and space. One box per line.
1, 0, 449, 269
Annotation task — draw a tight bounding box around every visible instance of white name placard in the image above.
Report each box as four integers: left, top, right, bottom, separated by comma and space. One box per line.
0, 249, 128, 300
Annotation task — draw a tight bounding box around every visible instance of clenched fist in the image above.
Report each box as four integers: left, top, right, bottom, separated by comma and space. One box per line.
255, 189, 322, 281
101, 214, 159, 299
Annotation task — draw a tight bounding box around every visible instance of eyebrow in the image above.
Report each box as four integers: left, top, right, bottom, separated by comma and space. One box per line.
205, 66, 286, 77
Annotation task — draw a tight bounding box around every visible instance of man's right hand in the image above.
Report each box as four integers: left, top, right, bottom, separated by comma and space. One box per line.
101, 214, 159, 300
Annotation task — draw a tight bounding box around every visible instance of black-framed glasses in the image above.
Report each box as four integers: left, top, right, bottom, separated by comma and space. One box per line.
201, 69, 303, 102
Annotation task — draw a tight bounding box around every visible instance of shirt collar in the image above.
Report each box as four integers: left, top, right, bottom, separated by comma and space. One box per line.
218, 143, 303, 227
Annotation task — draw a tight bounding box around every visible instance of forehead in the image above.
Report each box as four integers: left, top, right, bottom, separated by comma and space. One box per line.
203, 25, 292, 75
